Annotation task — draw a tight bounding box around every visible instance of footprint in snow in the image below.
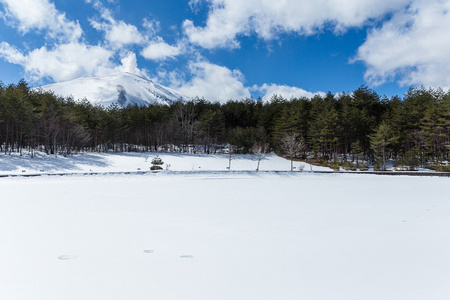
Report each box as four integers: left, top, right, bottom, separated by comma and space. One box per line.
58, 255, 77, 260
143, 250, 155, 254
180, 255, 194, 259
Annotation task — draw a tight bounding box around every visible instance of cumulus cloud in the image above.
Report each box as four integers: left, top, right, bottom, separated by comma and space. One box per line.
169, 60, 251, 102
5, 0, 449, 96
254, 83, 324, 102
88, 1, 144, 46
115, 52, 147, 77
0, 0, 151, 83
92, 19, 144, 46
354, 0, 450, 89
0, 41, 116, 82
0, 42, 26, 65
140, 16, 185, 61
141, 40, 182, 61
183, 0, 410, 49
0, 0, 82, 41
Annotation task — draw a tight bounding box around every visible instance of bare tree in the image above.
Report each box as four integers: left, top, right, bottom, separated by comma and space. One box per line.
174, 100, 196, 153
252, 142, 269, 171
281, 133, 306, 171
63, 122, 90, 155
411, 130, 426, 166
227, 144, 235, 170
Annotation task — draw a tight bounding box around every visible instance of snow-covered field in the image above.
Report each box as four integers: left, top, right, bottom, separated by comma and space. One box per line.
0, 152, 331, 175
0, 154, 449, 299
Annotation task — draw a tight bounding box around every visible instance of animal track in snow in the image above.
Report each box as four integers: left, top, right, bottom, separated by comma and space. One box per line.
143, 250, 154, 254
58, 255, 77, 260
180, 255, 194, 259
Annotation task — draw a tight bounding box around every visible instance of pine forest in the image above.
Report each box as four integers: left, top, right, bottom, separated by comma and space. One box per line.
1, 80, 449, 171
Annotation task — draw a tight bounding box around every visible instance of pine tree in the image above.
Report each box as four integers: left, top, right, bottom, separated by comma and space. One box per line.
370, 121, 399, 170
151, 156, 164, 170
421, 93, 450, 162
198, 108, 225, 153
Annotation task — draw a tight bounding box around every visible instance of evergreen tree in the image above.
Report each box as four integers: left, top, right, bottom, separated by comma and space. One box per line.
197, 108, 225, 153
370, 121, 399, 170
421, 93, 450, 162
308, 94, 340, 159
150, 156, 164, 170
351, 86, 384, 158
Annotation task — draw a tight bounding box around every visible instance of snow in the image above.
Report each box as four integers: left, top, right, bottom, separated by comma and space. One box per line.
0, 152, 331, 175
1, 154, 449, 299
38, 72, 187, 106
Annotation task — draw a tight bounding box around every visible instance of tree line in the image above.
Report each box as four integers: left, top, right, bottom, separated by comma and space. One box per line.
0, 80, 449, 170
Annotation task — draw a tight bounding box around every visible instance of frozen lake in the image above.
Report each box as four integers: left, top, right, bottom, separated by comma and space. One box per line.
1, 172, 449, 299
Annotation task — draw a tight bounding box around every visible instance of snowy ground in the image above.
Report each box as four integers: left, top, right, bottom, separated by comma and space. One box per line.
0, 152, 331, 175
0, 170, 449, 300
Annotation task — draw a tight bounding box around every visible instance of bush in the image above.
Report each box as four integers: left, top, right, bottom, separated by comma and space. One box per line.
396, 150, 420, 171
151, 156, 164, 170
435, 165, 450, 172
330, 159, 340, 171
357, 162, 369, 171
342, 161, 357, 171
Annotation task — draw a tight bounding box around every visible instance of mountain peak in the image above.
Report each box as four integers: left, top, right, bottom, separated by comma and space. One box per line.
39, 72, 187, 107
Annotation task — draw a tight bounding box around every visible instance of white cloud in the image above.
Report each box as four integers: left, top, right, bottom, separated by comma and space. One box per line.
90, 18, 144, 46
115, 52, 147, 77
169, 60, 251, 102
0, 0, 151, 84
88, 0, 144, 46
183, 0, 410, 49
0, 42, 26, 65
140, 16, 185, 61
188, 0, 203, 13
254, 83, 324, 102
141, 40, 182, 61
0, 0, 82, 42
355, 0, 450, 89
142, 18, 160, 36
0, 42, 116, 82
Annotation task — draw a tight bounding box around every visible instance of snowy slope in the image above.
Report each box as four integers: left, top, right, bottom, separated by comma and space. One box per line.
38, 72, 187, 107
0, 152, 332, 175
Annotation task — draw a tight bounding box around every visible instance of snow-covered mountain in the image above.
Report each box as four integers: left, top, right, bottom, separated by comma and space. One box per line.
38, 72, 187, 107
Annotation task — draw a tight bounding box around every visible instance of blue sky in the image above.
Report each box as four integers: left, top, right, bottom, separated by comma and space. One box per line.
1, 0, 450, 102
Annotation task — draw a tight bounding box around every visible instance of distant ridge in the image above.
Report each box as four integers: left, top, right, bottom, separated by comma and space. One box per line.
38, 72, 188, 107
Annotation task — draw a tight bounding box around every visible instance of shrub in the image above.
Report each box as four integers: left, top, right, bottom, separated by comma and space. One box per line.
396, 150, 420, 171
435, 165, 450, 172
150, 156, 164, 170
357, 162, 369, 171
342, 161, 357, 171
330, 159, 340, 171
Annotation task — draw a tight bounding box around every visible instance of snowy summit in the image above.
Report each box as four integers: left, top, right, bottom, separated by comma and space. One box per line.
38, 72, 188, 107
